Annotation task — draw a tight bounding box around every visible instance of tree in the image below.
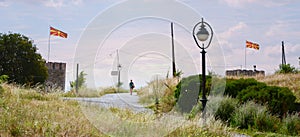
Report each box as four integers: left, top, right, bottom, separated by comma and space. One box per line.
0, 33, 48, 85
276, 64, 299, 74
70, 71, 87, 90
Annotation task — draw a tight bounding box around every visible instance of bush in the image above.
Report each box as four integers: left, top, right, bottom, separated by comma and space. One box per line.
276, 64, 299, 74
175, 75, 211, 113
175, 75, 212, 101
253, 107, 280, 132
280, 113, 300, 136
215, 97, 239, 124
231, 101, 258, 129
237, 85, 296, 116
0, 75, 9, 84
225, 78, 266, 98
231, 101, 279, 131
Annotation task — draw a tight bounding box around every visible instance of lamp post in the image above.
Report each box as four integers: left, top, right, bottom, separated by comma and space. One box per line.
192, 18, 213, 112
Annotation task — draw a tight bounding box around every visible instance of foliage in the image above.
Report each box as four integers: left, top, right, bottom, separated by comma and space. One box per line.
237, 85, 296, 116
224, 78, 266, 98
174, 69, 183, 78
137, 78, 177, 114
230, 101, 279, 131
229, 100, 300, 136
175, 74, 211, 113
256, 73, 300, 102
0, 75, 9, 84
0, 33, 48, 85
167, 125, 230, 137
215, 97, 239, 124
279, 113, 300, 136
99, 86, 127, 96
276, 64, 299, 74
70, 71, 87, 90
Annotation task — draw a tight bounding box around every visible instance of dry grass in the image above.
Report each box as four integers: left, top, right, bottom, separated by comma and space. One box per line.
0, 83, 105, 137
63, 86, 128, 98
138, 78, 178, 113
79, 102, 232, 137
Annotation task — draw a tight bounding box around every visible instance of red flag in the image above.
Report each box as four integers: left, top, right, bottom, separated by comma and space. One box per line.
246, 40, 259, 50
50, 27, 68, 38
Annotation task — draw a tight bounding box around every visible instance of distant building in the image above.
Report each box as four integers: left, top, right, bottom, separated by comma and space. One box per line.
45, 62, 66, 90
226, 65, 265, 77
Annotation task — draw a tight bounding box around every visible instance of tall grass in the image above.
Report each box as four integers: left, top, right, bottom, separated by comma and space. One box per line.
214, 96, 239, 124
63, 86, 128, 98
229, 100, 284, 134
138, 78, 177, 113
0, 83, 104, 136
280, 113, 300, 136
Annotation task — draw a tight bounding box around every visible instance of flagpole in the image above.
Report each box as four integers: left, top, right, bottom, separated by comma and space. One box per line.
244, 41, 247, 69
48, 27, 51, 62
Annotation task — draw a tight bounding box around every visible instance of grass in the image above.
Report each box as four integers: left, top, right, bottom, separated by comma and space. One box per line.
136, 75, 300, 136
138, 78, 177, 113
63, 86, 128, 98
1, 73, 300, 136
0, 83, 105, 137
0, 83, 237, 137
86, 106, 232, 137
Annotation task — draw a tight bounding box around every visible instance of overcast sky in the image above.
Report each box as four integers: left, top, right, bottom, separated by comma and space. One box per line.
1, 0, 299, 89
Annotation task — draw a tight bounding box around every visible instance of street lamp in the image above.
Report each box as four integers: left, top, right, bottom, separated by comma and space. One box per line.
192, 18, 213, 112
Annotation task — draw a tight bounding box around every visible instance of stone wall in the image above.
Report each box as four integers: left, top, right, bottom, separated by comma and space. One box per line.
45, 62, 66, 90
226, 69, 265, 77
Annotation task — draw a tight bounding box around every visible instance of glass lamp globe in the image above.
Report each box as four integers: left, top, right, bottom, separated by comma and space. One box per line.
196, 25, 209, 41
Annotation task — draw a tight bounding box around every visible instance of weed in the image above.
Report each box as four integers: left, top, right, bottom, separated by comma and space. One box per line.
280, 113, 300, 136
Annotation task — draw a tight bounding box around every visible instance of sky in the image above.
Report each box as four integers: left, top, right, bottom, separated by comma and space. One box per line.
1, 0, 300, 90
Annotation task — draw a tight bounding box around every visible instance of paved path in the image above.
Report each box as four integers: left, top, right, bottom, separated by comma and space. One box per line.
64, 92, 152, 113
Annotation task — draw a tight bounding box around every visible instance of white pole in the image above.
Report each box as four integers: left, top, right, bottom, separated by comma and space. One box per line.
117, 49, 120, 93
245, 41, 247, 69
48, 29, 51, 62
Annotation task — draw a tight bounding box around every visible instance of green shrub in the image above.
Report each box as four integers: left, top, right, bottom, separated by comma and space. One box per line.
175, 75, 212, 101
280, 113, 300, 136
231, 101, 280, 132
224, 78, 266, 98
175, 75, 211, 113
276, 64, 299, 74
238, 85, 296, 116
253, 107, 280, 132
231, 101, 258, 129
215, 97, 239, 124
0, 75, 9, 84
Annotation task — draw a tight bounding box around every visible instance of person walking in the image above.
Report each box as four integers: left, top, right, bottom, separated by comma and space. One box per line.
129, 80, 135, 95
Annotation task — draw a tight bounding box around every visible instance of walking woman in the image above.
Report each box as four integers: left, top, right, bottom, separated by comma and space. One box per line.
129, 80, 135, 95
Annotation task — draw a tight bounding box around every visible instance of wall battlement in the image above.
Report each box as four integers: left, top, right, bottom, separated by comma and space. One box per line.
46, 62, 66, 90
226, 69, 265, 77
